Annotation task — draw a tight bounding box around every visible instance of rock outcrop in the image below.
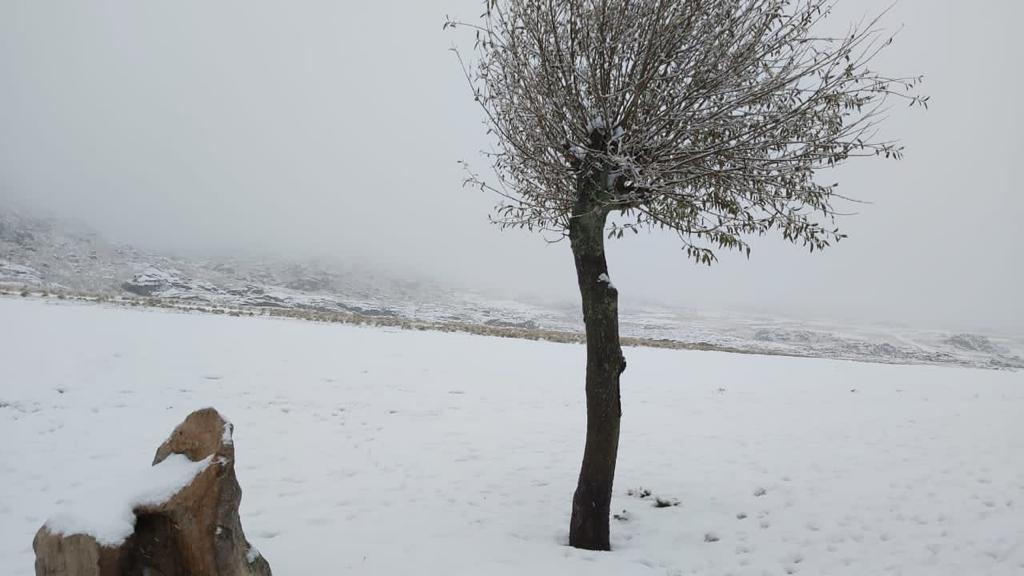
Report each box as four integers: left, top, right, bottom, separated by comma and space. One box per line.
33, 408, 271, 576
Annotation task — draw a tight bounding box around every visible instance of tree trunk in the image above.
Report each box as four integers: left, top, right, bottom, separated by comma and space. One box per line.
568, 194, 625, 551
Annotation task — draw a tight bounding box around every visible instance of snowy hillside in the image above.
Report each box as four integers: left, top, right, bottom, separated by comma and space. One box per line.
1, 208, 1022, 370
1, 298, 1022, 575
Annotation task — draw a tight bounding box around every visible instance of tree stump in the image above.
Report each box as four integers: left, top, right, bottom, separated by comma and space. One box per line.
33, 408, 272, 576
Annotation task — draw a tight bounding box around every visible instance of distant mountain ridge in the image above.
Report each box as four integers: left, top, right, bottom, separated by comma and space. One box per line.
0, 207, 559, 326
2, 207, 1022, 371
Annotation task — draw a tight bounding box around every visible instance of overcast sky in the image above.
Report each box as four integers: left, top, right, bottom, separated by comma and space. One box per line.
1, 1, 1021, 333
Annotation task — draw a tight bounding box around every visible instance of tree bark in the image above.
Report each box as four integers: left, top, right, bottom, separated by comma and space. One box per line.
567, 192, 625, 551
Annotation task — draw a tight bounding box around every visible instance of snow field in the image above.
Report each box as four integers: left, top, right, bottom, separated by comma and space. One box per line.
0, 298, 1022, 575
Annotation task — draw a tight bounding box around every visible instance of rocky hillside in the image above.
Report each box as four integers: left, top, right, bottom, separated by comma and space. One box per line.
2, 207, 1021, 371
0, 209, 555, 327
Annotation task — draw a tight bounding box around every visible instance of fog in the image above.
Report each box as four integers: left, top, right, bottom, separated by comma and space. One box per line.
1, 1, 1021, 332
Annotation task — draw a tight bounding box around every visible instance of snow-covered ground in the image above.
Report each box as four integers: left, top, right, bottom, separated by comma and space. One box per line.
1, 297, 1022, 575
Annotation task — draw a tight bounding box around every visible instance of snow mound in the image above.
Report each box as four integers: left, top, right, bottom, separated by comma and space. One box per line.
121, 267, 186, 296
945, 333, 1009, 355
0, 260, 43, 286
44, 454, 213, 547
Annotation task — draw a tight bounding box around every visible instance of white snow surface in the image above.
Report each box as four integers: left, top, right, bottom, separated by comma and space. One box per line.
597, 273, 616, 290
1, 297, 1022, 575
45, 454, 213, 546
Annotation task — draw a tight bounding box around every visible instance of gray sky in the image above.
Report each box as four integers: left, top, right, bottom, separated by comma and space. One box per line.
1, 1, 1021, 333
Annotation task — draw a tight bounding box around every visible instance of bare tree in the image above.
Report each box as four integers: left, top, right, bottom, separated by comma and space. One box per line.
447, 0, 925, 551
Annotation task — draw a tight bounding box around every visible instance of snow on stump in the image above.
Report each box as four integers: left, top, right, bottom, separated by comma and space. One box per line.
33, 408, 272, 576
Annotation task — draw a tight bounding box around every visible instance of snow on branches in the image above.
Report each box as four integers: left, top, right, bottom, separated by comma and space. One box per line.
447, 0, 926, 263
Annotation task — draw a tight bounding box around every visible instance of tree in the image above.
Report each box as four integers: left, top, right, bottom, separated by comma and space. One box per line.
447, 0, 925, 551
